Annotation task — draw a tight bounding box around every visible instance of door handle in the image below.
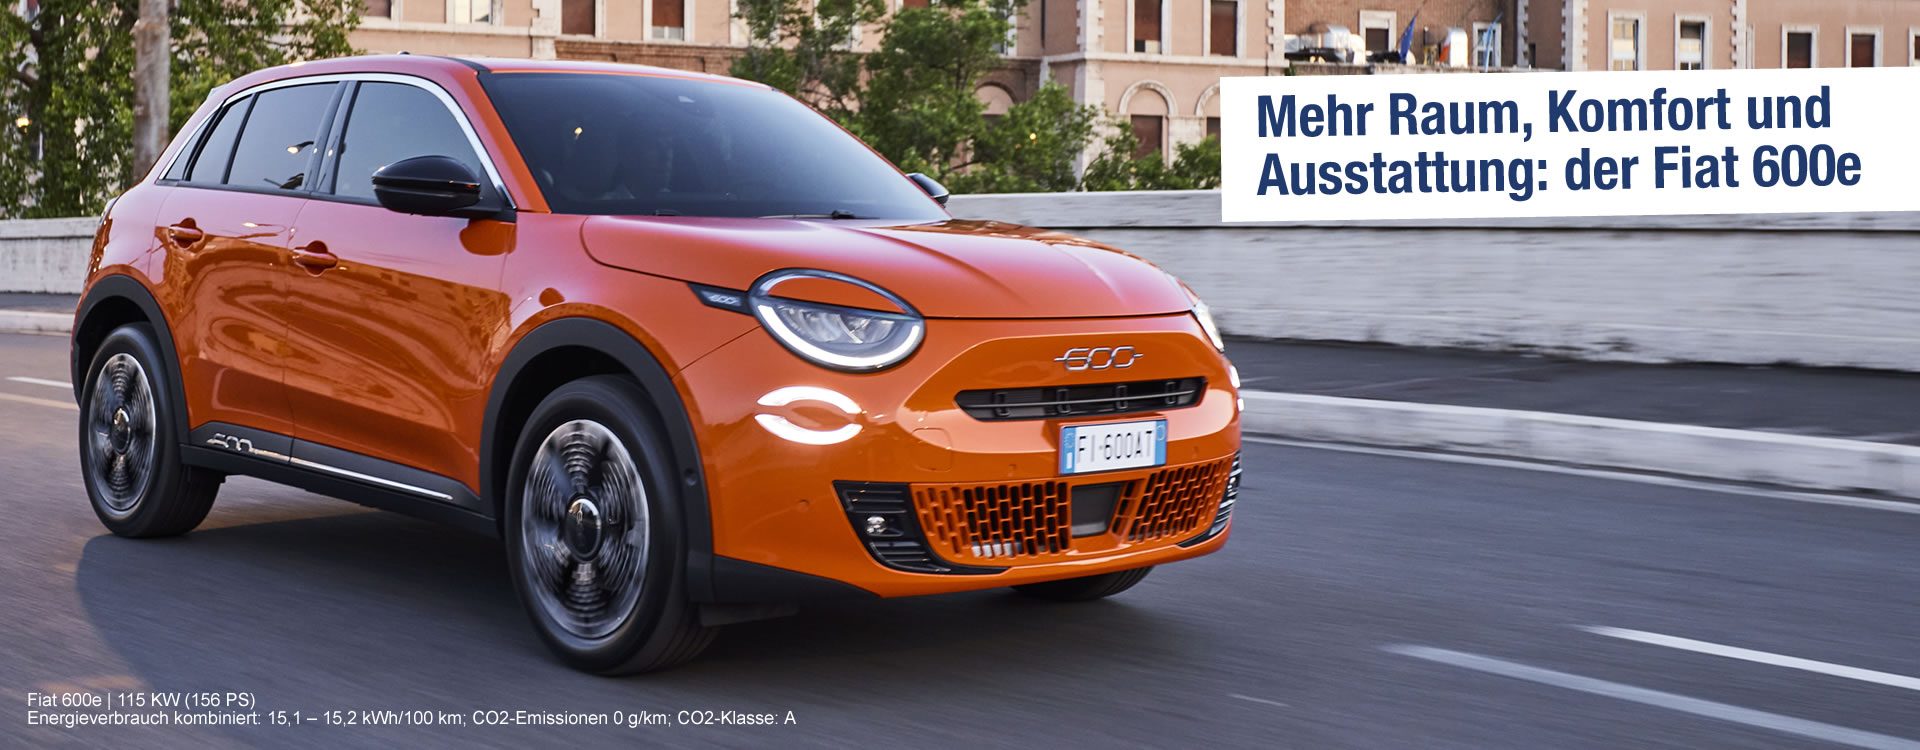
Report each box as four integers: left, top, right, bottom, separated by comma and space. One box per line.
163, 222, 204, 247
291, 242, 338, 272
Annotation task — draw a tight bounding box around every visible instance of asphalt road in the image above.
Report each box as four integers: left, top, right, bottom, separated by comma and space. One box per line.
2, 331, 1918, 748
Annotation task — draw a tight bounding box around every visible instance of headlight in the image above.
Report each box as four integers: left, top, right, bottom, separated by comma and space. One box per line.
1191, 297, 1226, 352
1172, 275, 1226, 351
750, 270, 925, 371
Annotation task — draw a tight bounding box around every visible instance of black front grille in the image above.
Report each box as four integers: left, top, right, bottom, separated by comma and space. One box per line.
956, 377, 1205, 421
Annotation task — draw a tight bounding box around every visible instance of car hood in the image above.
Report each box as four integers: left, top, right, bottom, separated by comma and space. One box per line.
580, 216, 1192, 319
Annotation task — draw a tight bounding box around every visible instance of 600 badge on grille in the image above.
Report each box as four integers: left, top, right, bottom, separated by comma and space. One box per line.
1056, 346, 1143, 371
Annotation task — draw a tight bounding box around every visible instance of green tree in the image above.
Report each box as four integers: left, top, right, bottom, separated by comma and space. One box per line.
735, 0, 1099, 192
1080, 122, 1221, 191
945, 83, 1095, 193
0, 0, 358, 218
730, 0, 882, 119
850, 0, 1023, 177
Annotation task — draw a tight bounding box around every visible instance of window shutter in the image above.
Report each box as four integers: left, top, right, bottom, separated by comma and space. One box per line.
654, 0, 685, 29
1209, 1, 1236, 56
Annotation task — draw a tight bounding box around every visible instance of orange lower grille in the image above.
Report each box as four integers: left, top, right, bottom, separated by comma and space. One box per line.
1116, 459, 1233, 542
914, 481, 1072, 561
912, 458, 1232, 565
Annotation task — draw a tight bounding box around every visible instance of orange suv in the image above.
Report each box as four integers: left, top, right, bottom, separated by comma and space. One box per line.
73, 56, 1241, 673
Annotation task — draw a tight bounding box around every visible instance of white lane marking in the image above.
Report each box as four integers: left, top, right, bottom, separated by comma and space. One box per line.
1247, 436, 1920, 516
1583, 627, 1920, 693
0, 391, 76, 411
1227, 693, 1290, 709
1383, 645, 1920, 750
7, 376, 71, 389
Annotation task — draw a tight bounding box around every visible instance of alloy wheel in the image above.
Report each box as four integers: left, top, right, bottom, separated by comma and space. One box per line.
85, 353, 157, 518
520, 419, 651, 641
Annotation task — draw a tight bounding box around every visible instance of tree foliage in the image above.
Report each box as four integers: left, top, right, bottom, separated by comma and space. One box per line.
0, 0, 359, 218
850, 0, 1021, 177
730, 0, 882, 119
732, 0, 1098, 194
1080, 123, 1222, 192
944, 83, 1095, 193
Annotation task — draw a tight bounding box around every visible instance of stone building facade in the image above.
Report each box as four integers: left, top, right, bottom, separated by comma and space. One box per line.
348, 1, 1920, 168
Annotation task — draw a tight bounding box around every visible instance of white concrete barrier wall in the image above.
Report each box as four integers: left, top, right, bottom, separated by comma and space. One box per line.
0, 218, 96, 295
9, 194, 1920, 371
949, 191, 1920, 371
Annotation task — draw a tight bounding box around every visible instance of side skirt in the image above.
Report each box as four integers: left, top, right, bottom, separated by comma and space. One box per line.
183, 423, 495, 537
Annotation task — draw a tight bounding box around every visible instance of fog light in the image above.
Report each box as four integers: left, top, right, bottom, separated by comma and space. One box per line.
864, 515, 888, 536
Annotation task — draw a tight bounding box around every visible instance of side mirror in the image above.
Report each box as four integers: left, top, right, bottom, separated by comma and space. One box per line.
371, 155, 492, 218
906, 172, 950, 207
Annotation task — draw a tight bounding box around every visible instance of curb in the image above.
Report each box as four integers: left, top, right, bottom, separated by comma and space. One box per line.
1241, 391, 1920, 499
0, 311, 71, 335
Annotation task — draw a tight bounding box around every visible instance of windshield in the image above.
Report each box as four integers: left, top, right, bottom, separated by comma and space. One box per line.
481, 72, 948, 221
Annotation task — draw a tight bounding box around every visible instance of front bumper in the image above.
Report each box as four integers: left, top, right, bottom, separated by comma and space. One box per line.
676, 313, 1241, 598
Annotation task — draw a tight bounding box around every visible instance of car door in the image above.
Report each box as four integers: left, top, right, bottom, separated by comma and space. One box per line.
281, 78, 514, 506
151, 82, 343, 441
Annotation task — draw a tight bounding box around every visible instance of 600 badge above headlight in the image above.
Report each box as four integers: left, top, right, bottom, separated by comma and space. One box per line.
745, 270, 924, 372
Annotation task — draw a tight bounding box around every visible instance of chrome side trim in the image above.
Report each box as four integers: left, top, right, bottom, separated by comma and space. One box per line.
160, 71, 514, 208
289, 456, 456, 502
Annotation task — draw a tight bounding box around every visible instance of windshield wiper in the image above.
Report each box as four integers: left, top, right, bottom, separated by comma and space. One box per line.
759, 210, 864, 220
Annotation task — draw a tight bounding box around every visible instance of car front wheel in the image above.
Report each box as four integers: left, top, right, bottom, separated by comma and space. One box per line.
504, 375, 713, 674
79, 324, 220, 538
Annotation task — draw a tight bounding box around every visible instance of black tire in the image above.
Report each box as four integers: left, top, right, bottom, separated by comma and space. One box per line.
504, 375, 713, 675
1012, 567, 1154, 602
78, 323, 221, 538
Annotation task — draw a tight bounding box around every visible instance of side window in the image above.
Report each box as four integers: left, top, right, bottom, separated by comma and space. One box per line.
226, 83, 336, 191
179, 98, 250, 184
332, 82, 487, 201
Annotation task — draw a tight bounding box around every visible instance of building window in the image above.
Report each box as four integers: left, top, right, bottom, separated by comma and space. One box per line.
1848, 29, 1880, 67
561, 0, 595, 35
1784, 29, 1815, 68
362, 0, 391, 17
1359, 11, 1396, 56
1912, 30, 1920, 65
1609, 15, 1642, 71
1130, 115, 1163, 159
652, 0, 686, 40
1472, 21, 1501, 68
994, 7, 1016, 54
448, 0, 492, 24
1206, 117, 1221, 139
1134, 0, 1163, 53
1676, 19, 1707, 70
1209, 0, 1237, 57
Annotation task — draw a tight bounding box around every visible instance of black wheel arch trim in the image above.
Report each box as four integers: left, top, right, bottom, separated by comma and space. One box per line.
73, 275, 190, 445
481, 317, 721, 601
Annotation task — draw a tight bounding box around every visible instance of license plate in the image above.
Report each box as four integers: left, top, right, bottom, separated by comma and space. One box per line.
1060, 419, 1167, 475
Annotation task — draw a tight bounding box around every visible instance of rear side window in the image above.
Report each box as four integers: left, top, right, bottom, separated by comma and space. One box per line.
180, 99, 249, 184
332, 82, 488, 201
226, 83, 336, 191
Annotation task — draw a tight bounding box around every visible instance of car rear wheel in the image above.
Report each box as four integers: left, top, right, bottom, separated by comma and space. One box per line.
504, 375, 713, 674
79, 324, 220, 538
1012, 567, 1154, 602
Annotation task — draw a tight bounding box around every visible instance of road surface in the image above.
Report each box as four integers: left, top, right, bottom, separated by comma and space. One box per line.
1, 332, 1916, 748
